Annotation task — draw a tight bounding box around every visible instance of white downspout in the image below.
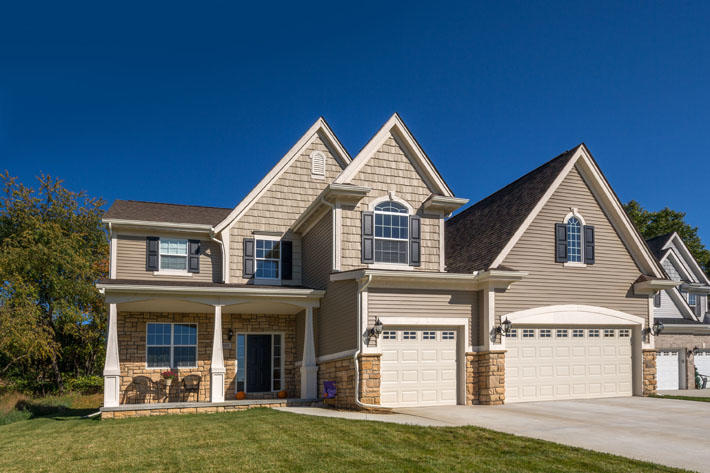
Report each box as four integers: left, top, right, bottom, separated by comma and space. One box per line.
354, 274, 380, 409
209, 229, 226, 284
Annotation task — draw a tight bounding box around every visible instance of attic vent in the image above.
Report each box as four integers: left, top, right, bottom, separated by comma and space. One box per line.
311, 151, 325, 177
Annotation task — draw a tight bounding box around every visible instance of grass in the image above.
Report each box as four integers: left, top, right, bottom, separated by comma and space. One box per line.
652, 393, 710, 403
0, 391, 102, 425
0, 396, 690, 473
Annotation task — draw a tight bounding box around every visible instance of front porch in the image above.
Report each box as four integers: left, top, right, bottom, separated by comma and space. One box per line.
98, 281, 324, 418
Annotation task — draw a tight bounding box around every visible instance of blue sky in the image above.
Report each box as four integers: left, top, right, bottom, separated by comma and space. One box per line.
1, 2, 708, 240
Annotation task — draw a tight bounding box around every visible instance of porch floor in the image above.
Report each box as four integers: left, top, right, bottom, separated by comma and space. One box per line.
101, 398, 318, 418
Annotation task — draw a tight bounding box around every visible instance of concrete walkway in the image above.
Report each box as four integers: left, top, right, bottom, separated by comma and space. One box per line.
278, 397, 709, 472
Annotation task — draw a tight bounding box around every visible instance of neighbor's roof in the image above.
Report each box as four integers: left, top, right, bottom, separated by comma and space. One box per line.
645, 232, 675, 260
104, 200, 233, 226
445, 146, 580, 273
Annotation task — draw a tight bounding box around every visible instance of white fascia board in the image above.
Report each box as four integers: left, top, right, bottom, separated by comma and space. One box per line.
633, 279, 680, 295
333, 113, 454, 197
103, 219, 213, 233
668, 233, 710, 285
662, 249, 696, 284
422, 195, 469, 215
330, 269, 475, 282
213, 118, 351, 234
97, 283, 325, 299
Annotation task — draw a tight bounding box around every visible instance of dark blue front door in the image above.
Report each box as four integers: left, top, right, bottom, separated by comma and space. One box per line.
246, 335, 271, 392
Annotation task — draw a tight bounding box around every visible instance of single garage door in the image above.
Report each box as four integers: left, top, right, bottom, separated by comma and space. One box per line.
506, 327, 633, 403
695, 351, 710, 386
657, 351, 680, 390
380, 328, 458, 407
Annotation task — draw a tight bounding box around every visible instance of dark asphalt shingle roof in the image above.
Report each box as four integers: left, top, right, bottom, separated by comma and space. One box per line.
104, 200, 232, 226
445, 145, 581, 272
645, 232, 675, 260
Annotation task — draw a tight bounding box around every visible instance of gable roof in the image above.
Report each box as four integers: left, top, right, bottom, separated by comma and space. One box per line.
213, 117, 351, 233
333, 113, 454, 197
104, 200, 232, 226
645, 232, 675, 260
646, 231, 710, 287
446, 147, 579, 272
446, 144, 665, 278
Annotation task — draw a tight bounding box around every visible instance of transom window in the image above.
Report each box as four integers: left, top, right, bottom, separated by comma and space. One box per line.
556, 329, 568, 338
383, 331, 397, 340
403, 331, 417, 340
374, 201, 409, 264
160, 238, 188, 271
522, 329, 535, 338
566, 217, 582, 262
442, 331, 455, 340
540, 329, 552, 338
588, 329, 600, 337
423, 331, 436, 340
146, 323, 197, 368
255, 239, 280, 279
572, 329, 585, 338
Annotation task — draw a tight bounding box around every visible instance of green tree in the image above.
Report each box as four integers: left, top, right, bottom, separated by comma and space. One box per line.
624, 200, 710, 276
0, 172, 108, 392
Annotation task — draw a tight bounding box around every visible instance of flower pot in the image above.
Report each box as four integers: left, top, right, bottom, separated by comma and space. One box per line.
165, 378, 173, 387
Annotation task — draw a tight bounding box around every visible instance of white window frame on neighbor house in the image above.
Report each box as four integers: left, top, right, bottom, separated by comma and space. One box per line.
688, 292, 697, 308
234, 332, 285, 394
563, 210, 586, 267
145, 322, 198, 369
156, 238, 191, 276
254, 235, 281, 283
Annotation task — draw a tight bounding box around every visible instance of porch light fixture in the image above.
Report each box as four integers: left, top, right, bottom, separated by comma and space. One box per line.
228, 328, 234, 341
497, 318, 513, 337
650, 320, 664, 336
370, 318, 384, 338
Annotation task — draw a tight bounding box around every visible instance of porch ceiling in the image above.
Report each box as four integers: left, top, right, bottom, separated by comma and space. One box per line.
116, 299, 304, 314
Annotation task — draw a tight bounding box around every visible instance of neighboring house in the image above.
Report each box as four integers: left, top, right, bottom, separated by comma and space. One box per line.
645, 232, 710, 390
98, 116, 676, 418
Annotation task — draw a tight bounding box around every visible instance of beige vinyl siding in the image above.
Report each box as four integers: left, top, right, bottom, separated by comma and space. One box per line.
302, 211, 332, 289
115, 234, 221, 282
229, 134, 344, 285
317, 280, 357, 356
496, 165, 649, 325
341, 134, 442, 272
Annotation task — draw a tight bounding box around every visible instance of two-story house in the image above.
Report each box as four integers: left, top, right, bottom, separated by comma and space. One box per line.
99, 115, 675, 418
646, 232, 710, 390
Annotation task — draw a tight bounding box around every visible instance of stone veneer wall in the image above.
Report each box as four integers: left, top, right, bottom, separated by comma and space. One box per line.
358, 354, 381, 405
642, 349, 657, 396
316, 354, 381, 409
467, 351, 505, 405
117, 312, 296, 405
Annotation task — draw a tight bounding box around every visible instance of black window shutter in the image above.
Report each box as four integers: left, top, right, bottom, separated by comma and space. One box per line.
409, 215, 421, 267
554, 223, 567, 263
281, 240, 293, 280
653, 292, 661, 308
146, 237, 159, 271
362, 211, 375, 264
583, 225, 595, 265
243, 238, 255, 278
188, 240, 200, 273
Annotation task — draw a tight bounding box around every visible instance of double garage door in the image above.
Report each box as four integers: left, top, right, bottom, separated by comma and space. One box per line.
380, 327, 458, 407
506, 327, 633, 403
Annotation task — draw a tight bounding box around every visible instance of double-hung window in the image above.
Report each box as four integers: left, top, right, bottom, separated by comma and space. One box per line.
146, 323, 197, 368
374, 201, 409, 264
255, 239, 280, 279
688, 292, 697, 307
160, 238, 188, 271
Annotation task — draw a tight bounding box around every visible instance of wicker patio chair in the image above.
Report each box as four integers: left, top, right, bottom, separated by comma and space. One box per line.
181, 375, 201, 402
123, 376, 159, 404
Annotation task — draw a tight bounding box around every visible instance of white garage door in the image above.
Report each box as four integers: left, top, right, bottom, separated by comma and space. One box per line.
506, 327, 633, 403
695, 351, 710, 387
380, 328, 458, 407
657, 351, 680, 390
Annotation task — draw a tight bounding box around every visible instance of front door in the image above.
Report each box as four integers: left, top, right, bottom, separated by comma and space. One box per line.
246, 334, 272, 392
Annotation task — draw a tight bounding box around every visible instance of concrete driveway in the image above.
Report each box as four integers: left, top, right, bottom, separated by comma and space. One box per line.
395, 397, 708, 472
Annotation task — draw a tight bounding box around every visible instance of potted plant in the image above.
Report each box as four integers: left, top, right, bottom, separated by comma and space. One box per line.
161, 369, 178, 387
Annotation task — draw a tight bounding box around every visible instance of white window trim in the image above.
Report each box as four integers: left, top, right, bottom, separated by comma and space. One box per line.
310, 151, 326, 179
254, 235, 282, 283
563, 209, 586, 266
369, 196, 412, 267
145, 322, 198, 370
158, 238, 190, 274
234, 332, 285, 394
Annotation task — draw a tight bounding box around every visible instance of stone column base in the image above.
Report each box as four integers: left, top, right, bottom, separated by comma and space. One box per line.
642, 349, 657, 396
467, 351, 505, 405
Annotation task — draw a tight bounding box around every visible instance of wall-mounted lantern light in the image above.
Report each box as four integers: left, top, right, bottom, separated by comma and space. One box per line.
228, 328, 234, 341
496, 318, 513, 337
369, 317, 384, 338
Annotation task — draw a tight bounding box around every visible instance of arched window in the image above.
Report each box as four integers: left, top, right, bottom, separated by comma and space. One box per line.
374, 201, 409, 264
566, 216, 582, 262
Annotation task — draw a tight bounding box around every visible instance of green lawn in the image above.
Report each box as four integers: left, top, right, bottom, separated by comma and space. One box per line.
652, 394, 710, 403
0, 401, 690, 473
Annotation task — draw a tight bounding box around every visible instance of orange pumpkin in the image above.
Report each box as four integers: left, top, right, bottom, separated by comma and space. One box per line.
235, 391, 246, 400
277, 390, 287, 399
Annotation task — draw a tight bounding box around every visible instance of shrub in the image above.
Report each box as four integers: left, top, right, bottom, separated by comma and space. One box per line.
65, 376, 103, 394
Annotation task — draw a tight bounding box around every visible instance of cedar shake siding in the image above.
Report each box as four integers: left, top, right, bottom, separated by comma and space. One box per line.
228, 135, 345, 285
495, 165, 649, 324
341, 134, 442, 272
116, 234, 222, 283
317, 280, 358, 356
302, 211, 333, 289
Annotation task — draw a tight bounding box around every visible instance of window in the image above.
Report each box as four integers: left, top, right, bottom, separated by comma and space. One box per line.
423, 331, 436, 340
272, 334, 282, 391
556, 329, 568, 338
508, 329, 517, 338
147, 323, 197, 368
588, 329, 600, 337
540, 329, 552, 338
160, 238, 188, 271
619, 329, 630, 337
383, 331, 397, 340
688, 293, 697, 307
255, 239, 280, 279
566, 217, 582, 262
403, 331, 417, 340
374, 201, 409, 264
311, 151, 325, 177
573, 329, 584, 338
522, 329, 535, 338
604, 329, 615, 337
236, 334, 246, 392
654, 292, 662, 308
442, 331, 455, 340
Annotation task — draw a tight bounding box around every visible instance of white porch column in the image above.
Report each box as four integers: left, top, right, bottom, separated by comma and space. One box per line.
210, 305, 226, 402
300, 306, 318, 399
103, 303, 120, 407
